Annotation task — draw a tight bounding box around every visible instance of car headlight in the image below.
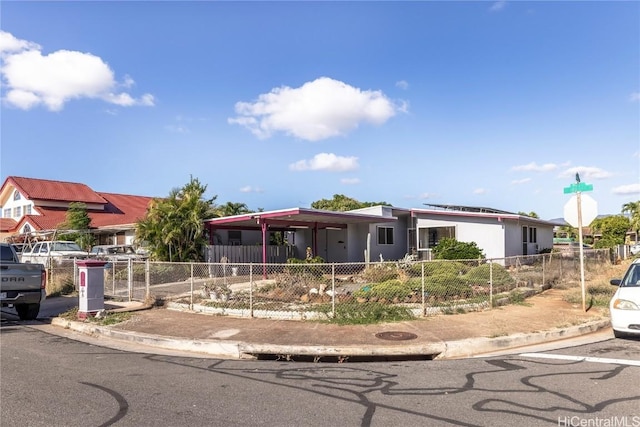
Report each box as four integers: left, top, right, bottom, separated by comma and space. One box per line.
612, 299, 639, 310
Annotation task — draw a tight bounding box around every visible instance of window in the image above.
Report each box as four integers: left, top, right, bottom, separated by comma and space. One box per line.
13, 206, 21, 217
13, 190, 21, 201
228, 230, 242, 245
418, 226, 455, 249
522, 226, 528, 243
23, 224, 31, 233
2, 209, 8, 218
24, 205, 32, 215
529, 227, 537, 243
377, 226, 394, 245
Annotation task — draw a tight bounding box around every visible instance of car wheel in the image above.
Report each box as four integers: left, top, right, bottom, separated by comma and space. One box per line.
612, 329, 627, 339
15, 303, 40, 320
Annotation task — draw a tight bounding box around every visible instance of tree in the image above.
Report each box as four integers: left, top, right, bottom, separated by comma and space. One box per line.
557, 224, 577, 240
518, 211, 539, 219
136, 177, 217, 262
57, 202, 95, 250
590, 215, 631, 248
431, 238, 485, 260
622, 200, 640, 243
311, 194, 390, 211
216, 202, 251, 217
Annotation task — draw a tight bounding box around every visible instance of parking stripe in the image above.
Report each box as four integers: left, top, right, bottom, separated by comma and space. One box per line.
519, 353, 640, 367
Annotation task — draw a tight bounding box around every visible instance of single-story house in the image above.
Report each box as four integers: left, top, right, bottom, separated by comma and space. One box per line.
204, 204, 556, 264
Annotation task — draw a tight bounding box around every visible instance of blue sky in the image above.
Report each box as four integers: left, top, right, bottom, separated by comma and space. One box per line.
1, 1, 638, 221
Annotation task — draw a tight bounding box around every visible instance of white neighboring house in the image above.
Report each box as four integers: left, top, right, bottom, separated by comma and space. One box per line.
351, 204, 555, 261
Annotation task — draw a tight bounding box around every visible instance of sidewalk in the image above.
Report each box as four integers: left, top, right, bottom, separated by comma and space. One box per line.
50, 288, 612, 360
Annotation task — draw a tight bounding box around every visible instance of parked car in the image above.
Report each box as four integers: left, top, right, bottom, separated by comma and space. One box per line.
20, 240, 89, 265
609, 258, 640, 338
630, 243, 640, 256
89, 244, 147, 262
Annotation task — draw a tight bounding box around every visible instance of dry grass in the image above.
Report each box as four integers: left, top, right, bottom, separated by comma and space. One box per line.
562, 258, 632, 307
46, 272, 76, 297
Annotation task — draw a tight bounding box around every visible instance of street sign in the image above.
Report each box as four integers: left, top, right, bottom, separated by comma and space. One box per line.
563, 182, 593, 194
563, 194, 598, 228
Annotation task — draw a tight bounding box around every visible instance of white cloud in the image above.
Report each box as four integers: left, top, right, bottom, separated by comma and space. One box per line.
0, 31, 40, 54
0, 31, 154, 111
511, 162, 558, 172
612, 183, 640, 195
473, 188, 487, 195
289, 153, 359, 172
395, 80, 409, 90
511, 178, 532, 185
229, 77, 402, 141
239, 186, 263, 193
340, 178, 361, 185
490, 1, 507, 12
419, 192, 438, 199
558, 166, 613, 180
165, 125, 189, 133
630, 92, 640, 102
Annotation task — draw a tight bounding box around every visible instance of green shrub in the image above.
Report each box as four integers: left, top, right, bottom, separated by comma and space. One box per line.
409, 260, 470, 277
327, 302, 414, 325
432, 238, 485, 260
353, 279, 414, 300
285, 256, 325, 277
463, 263, 515, 286
358, 263, 400, 283
424, 274, 473, 299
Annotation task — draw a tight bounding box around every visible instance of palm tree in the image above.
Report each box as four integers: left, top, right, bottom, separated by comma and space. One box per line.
622, 200, 640, 243
136, 177, 216, 262
217, 202, 251, 217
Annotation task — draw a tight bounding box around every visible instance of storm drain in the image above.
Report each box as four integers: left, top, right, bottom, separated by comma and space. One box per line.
375, 331, 418, 341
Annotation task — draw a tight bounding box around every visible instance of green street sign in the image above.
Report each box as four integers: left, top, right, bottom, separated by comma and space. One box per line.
563, 182, 593, 194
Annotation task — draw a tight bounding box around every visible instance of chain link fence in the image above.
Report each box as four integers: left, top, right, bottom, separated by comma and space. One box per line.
44, 248, 613, 322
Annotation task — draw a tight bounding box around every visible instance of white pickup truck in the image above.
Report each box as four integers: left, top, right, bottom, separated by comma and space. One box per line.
20, 240, 89, 266
0, 243, 47, 320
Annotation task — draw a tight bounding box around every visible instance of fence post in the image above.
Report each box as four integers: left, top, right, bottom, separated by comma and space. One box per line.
489, 261, 493, 309
127, 258, 133, 301
421, 262, 426, 317
542, 254, 546, 288
249, 263, 254, 318
145, 259, 150, 300
112, 262, 115, 297
331, 263, 336, 318
190, 263, 194, 310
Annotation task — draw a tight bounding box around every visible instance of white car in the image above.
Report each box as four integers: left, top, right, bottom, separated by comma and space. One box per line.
630, 243, 640, 256
609, 259, 640, 338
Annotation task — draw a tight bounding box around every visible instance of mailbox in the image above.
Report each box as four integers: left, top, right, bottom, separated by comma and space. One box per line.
77, 260, 108, 319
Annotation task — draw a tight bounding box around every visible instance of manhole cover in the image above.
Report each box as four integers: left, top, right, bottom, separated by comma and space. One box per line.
375, 331, 418, 341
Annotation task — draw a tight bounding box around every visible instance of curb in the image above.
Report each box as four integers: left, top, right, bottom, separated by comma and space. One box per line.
51, 317, 244, 358
437, 319, 611, 359
49, 317, 611, 361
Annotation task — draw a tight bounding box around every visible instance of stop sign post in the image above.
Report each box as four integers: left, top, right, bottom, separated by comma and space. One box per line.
563, 178, 597, 312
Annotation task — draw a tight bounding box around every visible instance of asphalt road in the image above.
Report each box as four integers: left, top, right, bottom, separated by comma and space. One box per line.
1, 316, 639, 427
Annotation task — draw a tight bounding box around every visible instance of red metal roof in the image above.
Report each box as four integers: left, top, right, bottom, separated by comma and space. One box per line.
7, 176, 108, 204
92, 192, 153, 227
0, 177, 154, 235
0, 218, 17, 232
205, 207, 396, 230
